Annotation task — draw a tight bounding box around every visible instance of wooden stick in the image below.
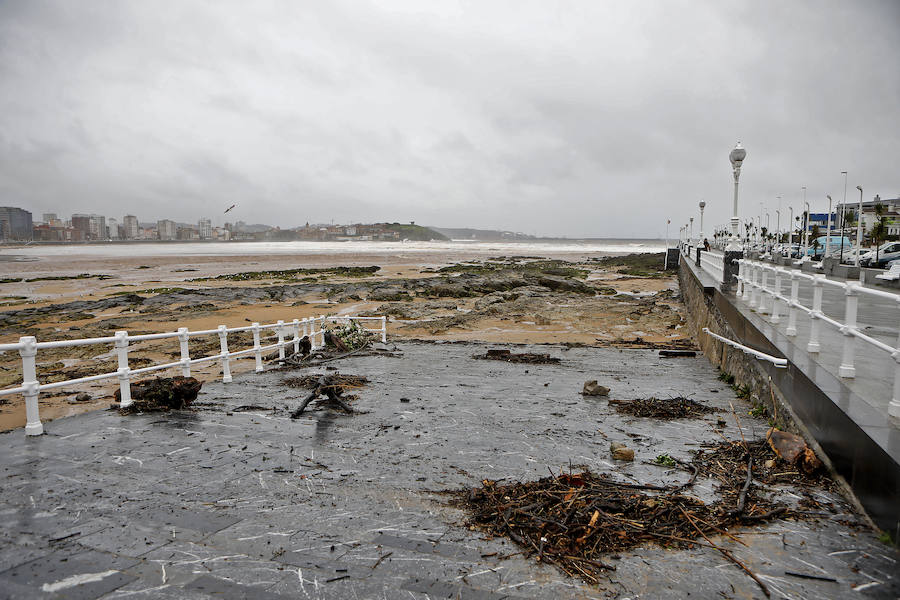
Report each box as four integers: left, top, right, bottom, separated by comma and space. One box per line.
730, 457, 754, 516
678, 506, 770, 597
729, 402, 749, 451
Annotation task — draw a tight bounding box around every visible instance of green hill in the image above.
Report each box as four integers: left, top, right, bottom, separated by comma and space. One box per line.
381, 223, 449, 241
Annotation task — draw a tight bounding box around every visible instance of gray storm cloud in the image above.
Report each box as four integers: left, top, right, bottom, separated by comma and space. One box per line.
1, 0, 897, 237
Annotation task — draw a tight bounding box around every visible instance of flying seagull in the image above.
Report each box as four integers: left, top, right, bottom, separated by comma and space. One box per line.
224, 204, 235, 213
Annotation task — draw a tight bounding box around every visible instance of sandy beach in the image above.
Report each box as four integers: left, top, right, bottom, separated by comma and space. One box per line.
0, 243, 687, 431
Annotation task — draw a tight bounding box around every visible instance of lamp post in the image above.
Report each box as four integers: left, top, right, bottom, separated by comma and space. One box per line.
689, 217, 694, 245
698, 201, 706, 245
825, 195, 833, 262
789, 206, 794, 249
765, 212, 770, 252
839, 171, 848, 264
776, 195, 782, 243
728, 142, 746, 246
802, 186, 809, 259
856, 185, 864, 267
775, 209, 780, 246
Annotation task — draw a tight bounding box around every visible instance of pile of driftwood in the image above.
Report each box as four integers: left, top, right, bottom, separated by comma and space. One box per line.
286, 374, 368, 417
609, 396, 715, 419
474, 349, 560, 364
117, 376, 202, 414
454, 434, 830, 596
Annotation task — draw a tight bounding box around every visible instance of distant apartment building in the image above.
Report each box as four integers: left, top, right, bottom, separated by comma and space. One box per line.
0, 207, 33, 241
157, 219, 177, 240
177, 226, 199, 240
88, 215, 106, 240
42, 213, 57, 223
70, 213, 106, 240
198, 217, 212, 240
71, 214, 91, 238
123, 215, 139, 240
107, 218, 120, 239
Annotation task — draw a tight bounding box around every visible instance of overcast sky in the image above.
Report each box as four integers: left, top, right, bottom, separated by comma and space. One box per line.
1, 1, 898, 238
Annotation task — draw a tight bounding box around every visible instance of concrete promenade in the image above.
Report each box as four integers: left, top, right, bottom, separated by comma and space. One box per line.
1, 342, 897, 599
684, 251, 900, 536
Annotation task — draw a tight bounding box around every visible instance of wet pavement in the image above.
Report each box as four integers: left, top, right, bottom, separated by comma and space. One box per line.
0, 342, 897, 599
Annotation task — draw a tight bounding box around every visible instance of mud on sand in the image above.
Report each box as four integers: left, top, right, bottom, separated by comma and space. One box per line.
0, 252, 691, 431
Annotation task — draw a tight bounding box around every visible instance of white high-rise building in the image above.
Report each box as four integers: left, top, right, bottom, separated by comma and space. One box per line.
198, 217, 212, 239
157, 219, 177, 240
107, 218, 119, 239
123, 215, 139, 239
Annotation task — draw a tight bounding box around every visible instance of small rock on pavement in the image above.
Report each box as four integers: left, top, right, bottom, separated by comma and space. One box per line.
70, 392, 91, 403
582, 380, 610, 396
610, 441, 635, 461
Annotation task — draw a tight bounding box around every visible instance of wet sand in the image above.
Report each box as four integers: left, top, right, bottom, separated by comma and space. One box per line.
0, 249, 688, 431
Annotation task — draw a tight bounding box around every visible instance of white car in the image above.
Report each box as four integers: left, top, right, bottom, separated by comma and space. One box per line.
860, 242, 900, 268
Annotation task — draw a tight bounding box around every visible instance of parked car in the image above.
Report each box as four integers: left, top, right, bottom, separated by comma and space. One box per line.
841, 247, 870, 265
860, 242, 900, 268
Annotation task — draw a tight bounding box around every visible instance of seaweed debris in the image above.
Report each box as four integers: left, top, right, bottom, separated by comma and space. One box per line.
609, 396, 715, 419
474, 349, 561, 364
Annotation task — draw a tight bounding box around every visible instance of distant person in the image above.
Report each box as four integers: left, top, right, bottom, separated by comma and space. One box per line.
703, 238, 710, 251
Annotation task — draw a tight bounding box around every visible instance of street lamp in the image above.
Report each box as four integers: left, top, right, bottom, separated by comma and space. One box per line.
776, 195, 782, 243
698, 201, 706, 244
856, 185, 864, 267
802, 186, 809, 259
689, 217, 694, 245
775, 209, 780, 246
729, 142, 746, 245
789, 206, 794, 248
825, 194, 833, 262
839, 171, 848, 264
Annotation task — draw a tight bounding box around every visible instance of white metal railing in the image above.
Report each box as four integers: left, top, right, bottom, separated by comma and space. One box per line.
702, 327, 787, 367
0, 314, 387, 436
736, 258, 900, 418
699, 250, 725, 282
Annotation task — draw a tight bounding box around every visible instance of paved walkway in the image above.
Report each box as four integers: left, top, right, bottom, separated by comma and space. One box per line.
1, 342, 897, 599
745, 265, 899, 428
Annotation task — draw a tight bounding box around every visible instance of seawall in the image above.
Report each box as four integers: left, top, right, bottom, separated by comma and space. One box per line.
678, 255, 900, 538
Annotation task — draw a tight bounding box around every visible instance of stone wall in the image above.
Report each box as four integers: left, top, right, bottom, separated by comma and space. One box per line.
677, 261, 800, 435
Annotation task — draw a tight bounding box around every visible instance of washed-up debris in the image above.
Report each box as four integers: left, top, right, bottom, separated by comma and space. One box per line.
610, 441, 635, 461
288, 373, 367, 417
582, 381, 610, 396
766, 428, 824, 475
474, 349, 560, 364
452, 438, 838, 592
117, 376, 202, 414
609, 397, 715, 419
659, 350, 697, 358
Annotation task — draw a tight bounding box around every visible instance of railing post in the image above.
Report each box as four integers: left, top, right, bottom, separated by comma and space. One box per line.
309, 317, 317, 351
292, 318, 300, 354
218, 325, 232, 383
19, 336, 42, 436
319, 315, 326, 347
736, 260, 744, 296
749, 263, 759, 308
252, 322, 263, 372
838, 284, 859, 378
891, 351, 900, 418
771, 269, 782, 323
786, 272, 800, 336
115, 330, 132, 408
277, 320, 286, 360
381, 315, 387, 343
178, 327, 191, 377
807, 275, 823, 353
759, 267, 770, 313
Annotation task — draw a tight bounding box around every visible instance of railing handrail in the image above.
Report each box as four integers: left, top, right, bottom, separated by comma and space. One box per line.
734, 257, 900, 420
1, 313, 389, 436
